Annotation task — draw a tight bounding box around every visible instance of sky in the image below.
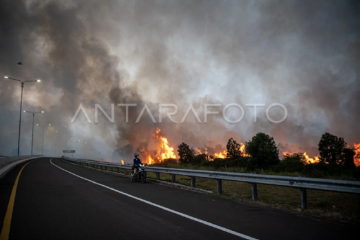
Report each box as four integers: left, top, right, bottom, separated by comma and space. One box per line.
0, 0, 359, 162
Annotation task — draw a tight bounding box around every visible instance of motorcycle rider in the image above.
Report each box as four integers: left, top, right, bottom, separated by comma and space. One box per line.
132, 153, 142, 178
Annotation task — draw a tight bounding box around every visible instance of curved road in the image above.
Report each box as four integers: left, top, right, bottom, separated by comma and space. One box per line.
0, 158, 357, 239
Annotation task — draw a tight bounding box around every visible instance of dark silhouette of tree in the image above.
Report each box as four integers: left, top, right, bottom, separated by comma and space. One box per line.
226, 138, 241, 159
178, 142, 193, 164
192, 153, 207, 164
245, 132, 279, 169
343, 148, 356, 169
318, 132, 346, 165
278, 153, 305, 172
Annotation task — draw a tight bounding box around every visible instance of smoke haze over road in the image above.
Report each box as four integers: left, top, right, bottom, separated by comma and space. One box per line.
0, 0, 359, 161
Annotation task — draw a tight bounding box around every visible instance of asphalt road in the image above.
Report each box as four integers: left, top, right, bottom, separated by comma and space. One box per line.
0, 158, 357, 240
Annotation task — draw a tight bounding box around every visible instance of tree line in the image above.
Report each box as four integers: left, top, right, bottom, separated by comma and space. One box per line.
176, 132, 359, 177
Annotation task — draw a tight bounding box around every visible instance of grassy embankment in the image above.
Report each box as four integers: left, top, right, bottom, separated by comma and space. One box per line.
145, 162, 360, 224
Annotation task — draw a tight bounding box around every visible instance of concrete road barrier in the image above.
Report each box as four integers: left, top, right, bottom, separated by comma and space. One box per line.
0, 156, 43, 179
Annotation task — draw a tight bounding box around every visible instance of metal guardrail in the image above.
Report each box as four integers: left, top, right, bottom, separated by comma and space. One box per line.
62, 157, 360, 209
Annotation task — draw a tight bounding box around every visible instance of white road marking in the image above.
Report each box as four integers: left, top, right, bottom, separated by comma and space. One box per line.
50, 159, 258, 240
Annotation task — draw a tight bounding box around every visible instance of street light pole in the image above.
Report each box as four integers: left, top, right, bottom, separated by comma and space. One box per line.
19, 82, 24, 156
31, 112, 34, 155
4, 76, 41, 156
42, 125, 45, 155
24, 110, 44, 155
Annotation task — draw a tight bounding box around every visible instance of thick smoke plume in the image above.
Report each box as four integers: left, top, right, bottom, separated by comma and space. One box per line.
0, 0, 359, 162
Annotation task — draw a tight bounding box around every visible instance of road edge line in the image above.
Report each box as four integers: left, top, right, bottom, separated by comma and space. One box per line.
0, 160, 33, 240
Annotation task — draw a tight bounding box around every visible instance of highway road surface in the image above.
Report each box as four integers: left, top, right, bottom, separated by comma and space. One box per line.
0, 158, 357, 240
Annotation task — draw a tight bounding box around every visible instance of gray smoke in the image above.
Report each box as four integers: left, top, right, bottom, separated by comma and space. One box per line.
0, 0, 359, 161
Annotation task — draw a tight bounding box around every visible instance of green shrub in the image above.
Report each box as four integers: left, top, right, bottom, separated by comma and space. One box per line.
275, 153, 305, 172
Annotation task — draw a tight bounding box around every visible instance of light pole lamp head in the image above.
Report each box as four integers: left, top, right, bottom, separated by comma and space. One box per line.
36, 79, 41, 82
23, 110, 26, 112
41, 111, 44, 113
4, 76, 8, 79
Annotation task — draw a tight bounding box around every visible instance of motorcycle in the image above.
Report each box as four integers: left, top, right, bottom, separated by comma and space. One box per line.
130, 164, 146, 183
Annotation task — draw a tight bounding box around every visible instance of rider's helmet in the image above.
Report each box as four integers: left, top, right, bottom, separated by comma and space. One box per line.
134, 153, 139, 158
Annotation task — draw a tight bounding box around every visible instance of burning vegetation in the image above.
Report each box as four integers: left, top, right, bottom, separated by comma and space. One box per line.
354, 143, 360, 167
283, 152, 320, 165
282, 142, 360, 167
118, 129, 359, 170
145, 128, 177, 164
137, 128, 250, 164
214, 150, 227, 159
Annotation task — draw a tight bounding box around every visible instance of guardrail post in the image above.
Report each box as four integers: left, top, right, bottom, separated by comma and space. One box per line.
301, 188, 307, 209
358, 195, 360, 220
191, 177, 195, 188
171, 174, 176, 182
217, 179, 222, 194
252, 183, 258, 200
156, 172, 160, 180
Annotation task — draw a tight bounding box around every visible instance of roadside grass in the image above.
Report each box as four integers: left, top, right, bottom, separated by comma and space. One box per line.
151, 162, 360, 180
146, 165, 360, 224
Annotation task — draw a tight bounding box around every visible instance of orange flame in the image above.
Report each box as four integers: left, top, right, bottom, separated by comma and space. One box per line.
195, 148, 208, 155
121, 159, 124, 165
195, 148, 213, 161
195, 148, 202, 155
159, 136, 177, 159
240, 143, 250, 157
354, 143, 360, 167
282, 152, 320, 164
145, 128, 177, 164
148, 156, 153, 165
212, 143, 248, 158
214, 150, 227, 159
240, 143, 245, 153
283, 145, 360, 166
303, 152, 320, 164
